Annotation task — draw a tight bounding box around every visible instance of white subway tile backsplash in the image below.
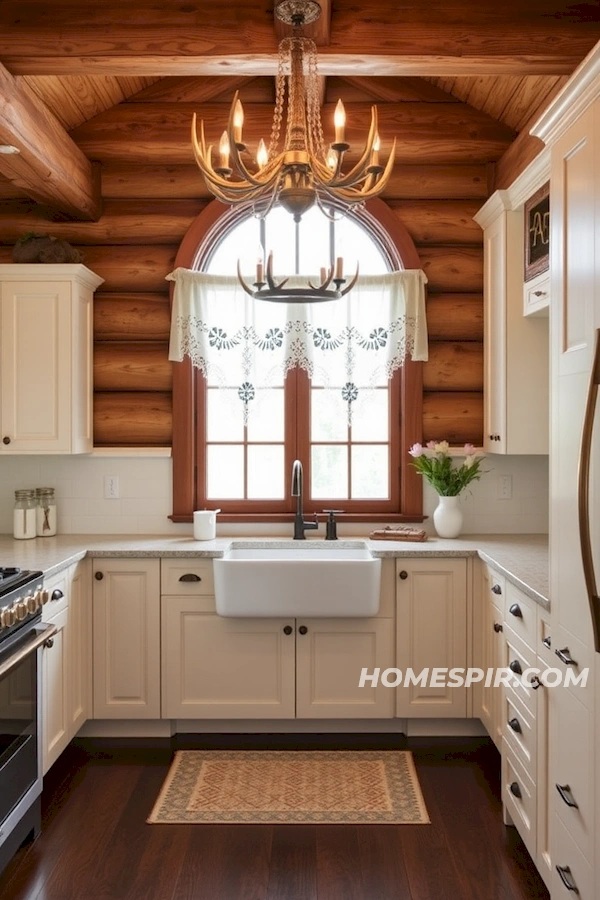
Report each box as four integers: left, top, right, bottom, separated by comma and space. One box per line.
0, 453, 549, 535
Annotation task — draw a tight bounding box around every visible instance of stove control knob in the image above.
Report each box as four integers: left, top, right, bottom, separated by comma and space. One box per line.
14, 601, 28, 621
26, 594, 38, 613
1, 606, 15, 628
39, 589, 50, 605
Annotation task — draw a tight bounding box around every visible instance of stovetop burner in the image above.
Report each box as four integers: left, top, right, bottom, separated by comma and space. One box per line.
0, 566, 21, 581
0, 568, 44, 604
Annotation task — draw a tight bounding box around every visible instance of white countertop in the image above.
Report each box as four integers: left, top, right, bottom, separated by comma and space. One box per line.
0, 533, 549, 610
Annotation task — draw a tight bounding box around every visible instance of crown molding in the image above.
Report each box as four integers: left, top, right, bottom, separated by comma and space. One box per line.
473, 190, 511, 230
531, 40, 600, 146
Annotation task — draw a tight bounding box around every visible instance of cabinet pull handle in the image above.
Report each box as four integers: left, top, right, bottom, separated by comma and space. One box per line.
509, 781, 522, 799
399, 570, 408, 580
283, 625, 293, 635
530, 675, 542, 690
556, 784, 579, 809
533, 290, 546, 297
493, 622, 503, 633
2, 436, 10, 445
542, 636, 551, 649
509, 603, 522, 618
491, 583, 502, 595
179, 573, 202, 582
51, 589, 64, 601
43, 637, 54, 649
298, 625, 308, 635
509, 659, 522, 675
577, 327, 600, 652
555, 647, 578, 667
556, 865, 580, 893
508, 717, 521, 733
95, 571, 104, 581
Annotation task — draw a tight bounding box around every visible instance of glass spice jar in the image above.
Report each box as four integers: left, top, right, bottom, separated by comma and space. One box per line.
36, 487, 57, 537
13, 489, 37, 540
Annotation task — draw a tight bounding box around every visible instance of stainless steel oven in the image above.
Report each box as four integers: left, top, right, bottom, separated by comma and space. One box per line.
0, 569, 55, 876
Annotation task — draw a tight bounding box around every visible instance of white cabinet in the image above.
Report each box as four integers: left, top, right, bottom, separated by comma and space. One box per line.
0, 264, 103, 453
474, 193, 549, 454
475, 564, 504, 749
396, 558, 467, 718
92, 558, 161, 719
296, 617, 394, 719
41, 564, 90, 774
523, 271, 550, 317
162, 596, 296, 719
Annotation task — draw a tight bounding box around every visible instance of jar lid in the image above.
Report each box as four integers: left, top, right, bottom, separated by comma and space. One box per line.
15, 489, 35, 499
36, 487, 55, 495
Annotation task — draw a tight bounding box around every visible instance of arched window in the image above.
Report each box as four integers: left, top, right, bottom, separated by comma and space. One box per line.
171, 198, 424, 524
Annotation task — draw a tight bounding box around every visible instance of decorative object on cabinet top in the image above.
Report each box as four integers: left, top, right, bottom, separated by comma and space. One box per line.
11, 232, 84, 264
524, 182, 549, 281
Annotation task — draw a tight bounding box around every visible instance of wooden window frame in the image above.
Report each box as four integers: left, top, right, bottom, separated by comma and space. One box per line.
170, 198, 424, 523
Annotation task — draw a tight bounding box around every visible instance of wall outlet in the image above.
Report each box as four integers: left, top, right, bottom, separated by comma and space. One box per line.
498, 475, 512, 500
104, 475, 120, 499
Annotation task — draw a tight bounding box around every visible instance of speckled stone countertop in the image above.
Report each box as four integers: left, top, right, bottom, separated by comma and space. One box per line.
0, 533, 549, 609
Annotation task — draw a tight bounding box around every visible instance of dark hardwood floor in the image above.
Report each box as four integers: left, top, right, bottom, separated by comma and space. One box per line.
0, 735, 549, 900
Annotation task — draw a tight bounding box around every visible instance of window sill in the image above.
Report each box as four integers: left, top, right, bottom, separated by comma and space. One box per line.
171, 512, 427, 525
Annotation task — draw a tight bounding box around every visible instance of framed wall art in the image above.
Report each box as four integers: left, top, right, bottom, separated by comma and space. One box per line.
524, 182, 550, 281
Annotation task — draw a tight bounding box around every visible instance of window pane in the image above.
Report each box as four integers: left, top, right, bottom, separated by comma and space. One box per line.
207, 445, 244, 499
247, 445, 285, 499
311, 389, 348, 441
335, 216, 389, 274
207, 388, 244, 441
351, 389, 389, 441
247, 389, 285, 442
208, 216, 262, 275
351, 445, 389, 499
311, 446, 348, 499
299, 206, 331, 276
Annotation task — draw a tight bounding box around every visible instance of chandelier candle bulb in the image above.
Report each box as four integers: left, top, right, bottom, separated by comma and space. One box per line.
334, 100, 346, 145
256, 139, 268, 169
233, 100, 244, 147
320, 267, 327, 284
335, 257, 344, 280
256, 259, 265, 284
371, 133, 381, 168
219, 131, 230, 169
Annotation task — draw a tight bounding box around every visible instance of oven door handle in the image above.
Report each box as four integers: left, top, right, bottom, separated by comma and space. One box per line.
0, 623, 58, 679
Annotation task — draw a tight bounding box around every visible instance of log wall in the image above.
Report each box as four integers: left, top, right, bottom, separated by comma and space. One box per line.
0, 82, 491, 447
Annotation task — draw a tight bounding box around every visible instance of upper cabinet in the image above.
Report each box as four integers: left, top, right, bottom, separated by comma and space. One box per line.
0, 264, 104, 453
475, 193, 549, 454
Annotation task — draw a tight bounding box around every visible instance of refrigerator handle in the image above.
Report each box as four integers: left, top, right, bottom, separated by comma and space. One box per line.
578, 328, 600, 652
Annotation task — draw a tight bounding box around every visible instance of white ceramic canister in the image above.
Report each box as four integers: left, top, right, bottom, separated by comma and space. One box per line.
193, 509, 221, 541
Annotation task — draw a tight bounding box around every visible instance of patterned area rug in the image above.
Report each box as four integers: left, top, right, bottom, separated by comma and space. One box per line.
148, 750, 430, 825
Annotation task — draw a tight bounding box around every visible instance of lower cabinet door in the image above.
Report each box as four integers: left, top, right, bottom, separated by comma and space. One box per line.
295, 618, 395, 719
161, 597, 296, 719
42, 607, 69, 774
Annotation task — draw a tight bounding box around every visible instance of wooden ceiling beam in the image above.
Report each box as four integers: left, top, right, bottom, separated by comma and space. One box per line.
128, 76, 256, 104
0, 62, 101, 220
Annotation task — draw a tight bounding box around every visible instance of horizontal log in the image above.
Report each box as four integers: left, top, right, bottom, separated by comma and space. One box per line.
419, 247, 483, 293
130, 75, 255, 104
94, 342, 171, 392
389, 200, 482, 245
423, 342, 483, 391
100, 162, 490, 201
73, 245, 176, 292
426, 294, 484, 341
70, 102, 515, 165
94, 293, 170, 341
422, 392, 484, 445
338, 76, 461, 103
94, 391, 172, 446
0, 199, 206, 245
2, 3, 597, 76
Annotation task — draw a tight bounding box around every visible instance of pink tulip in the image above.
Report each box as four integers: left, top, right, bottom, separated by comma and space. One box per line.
408, 443, 424, 457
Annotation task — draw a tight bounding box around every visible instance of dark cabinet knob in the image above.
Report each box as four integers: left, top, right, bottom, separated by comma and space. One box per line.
509, 659, 522, 675
509, 603, 523, 618
179, 573, 201, 582
555, 647, 578, 666
2, 436, 10, 445
542, 636, 552, 649
298, 625, 308, 635
509, 782, 522, 799
556, 783, 579, 809
283, 625, 293, 635
530, 676, 542, 690
493, 622, 503, 633
43, 637, 54, 649
95, 571, 104, 581
399, 570, 408, 580
51, 589, 64, 601
508, 717, 521, 733
491, 583, 502, 595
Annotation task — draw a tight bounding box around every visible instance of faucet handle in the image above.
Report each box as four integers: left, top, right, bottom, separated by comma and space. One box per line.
323, 509, 344, 540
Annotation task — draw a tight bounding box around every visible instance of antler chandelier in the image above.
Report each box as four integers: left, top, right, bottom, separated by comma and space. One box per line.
191, 0, 396, 223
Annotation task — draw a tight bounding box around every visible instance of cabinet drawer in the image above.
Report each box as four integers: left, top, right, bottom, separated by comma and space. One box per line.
553, 688, 593, 861
552, 816, 594, 899
503, 690, 537, 781
41, 569, 69, 621
502, 742, 537, 861
161, 560, 214, 595
523, 273, 550, 317
552, 624, 593, 709
502, 626, 539, 717
504, 583, 537, 652
483, 565, 505, 603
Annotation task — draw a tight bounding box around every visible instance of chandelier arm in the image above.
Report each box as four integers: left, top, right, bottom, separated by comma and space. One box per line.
191, 117, 260, 193
266, 251, 289, 291
340, 265, 360, 296
236, 261, 257, 297
323, 107, 379, 188
307, 265, 334, 290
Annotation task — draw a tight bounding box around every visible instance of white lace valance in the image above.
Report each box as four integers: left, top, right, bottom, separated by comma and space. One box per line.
167, 268, 428, 423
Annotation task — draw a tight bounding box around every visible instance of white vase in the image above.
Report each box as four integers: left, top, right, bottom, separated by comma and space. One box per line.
433, 495, 463, 538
